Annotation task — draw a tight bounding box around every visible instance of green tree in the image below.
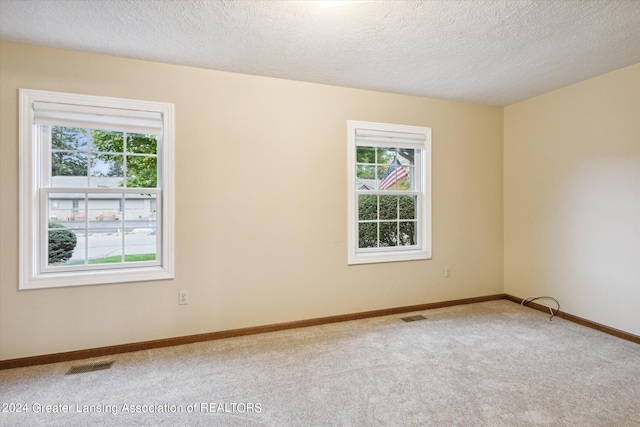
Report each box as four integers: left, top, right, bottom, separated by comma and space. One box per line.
51, 127, 88, 176
106, 160, 124, 177
91, 130, 157, 188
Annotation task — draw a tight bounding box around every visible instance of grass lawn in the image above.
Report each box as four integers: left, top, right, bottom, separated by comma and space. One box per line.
68, 253, 156, 264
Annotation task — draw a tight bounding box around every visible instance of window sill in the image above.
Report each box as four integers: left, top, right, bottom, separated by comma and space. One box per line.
20, 265, 173, 290
348, 248, 431, 265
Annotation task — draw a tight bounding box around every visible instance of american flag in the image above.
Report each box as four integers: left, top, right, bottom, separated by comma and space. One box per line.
379, 157, 409, 190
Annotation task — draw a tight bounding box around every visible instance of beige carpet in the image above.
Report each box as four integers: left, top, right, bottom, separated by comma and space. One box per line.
1, 300, 639, 426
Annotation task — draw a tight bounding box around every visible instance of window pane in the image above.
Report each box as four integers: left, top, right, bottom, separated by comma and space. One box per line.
51, 151, 88, 187
90, 130, 124, 154
397, 149, 415, 166
356, 146, 376, 163
54, 198, 85, 229
358, 222, 377, 248
86, 232, 120, 264
126, 156, 157, 188
125, 228, 157, 262
356, 165, 376, 180
358, 195, 377, 220
63, 196, 87, 223
51, 126, 88, 151
405, 166, 415, 191
356, 165, 376, 191
399, 221, 417, 246
376, 147, 395, 164
379, 222, 398, 247
124, 194, 157, 227
378, 164, 409, 190
379, 195, 398, 220
127, 133, 157, 155
90, 154, 124, 188
399, 196, 416, 220
88, 194, 122, 223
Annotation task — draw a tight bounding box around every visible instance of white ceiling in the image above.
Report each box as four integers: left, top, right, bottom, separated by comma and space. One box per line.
1, 0, 639, 106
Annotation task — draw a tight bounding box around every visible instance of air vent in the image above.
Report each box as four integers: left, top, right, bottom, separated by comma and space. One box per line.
65, 361, 114, 375
400, 315, 426, 322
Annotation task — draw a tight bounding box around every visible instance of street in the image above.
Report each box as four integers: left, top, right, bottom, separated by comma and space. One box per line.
57, 220, 158, 263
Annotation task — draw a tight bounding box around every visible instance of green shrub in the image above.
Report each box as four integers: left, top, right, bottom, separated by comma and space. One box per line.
358, 196, 416, 248
48, 222, 77, 264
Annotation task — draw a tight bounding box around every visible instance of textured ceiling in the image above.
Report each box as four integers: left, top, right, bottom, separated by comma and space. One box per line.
1, 0, 639, 106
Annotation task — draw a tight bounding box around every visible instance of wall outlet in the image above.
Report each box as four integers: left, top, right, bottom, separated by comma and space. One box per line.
445, 266, 451, 277
179, 291, 188, 305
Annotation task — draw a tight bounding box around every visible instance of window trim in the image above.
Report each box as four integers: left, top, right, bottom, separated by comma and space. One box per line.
347, 120, 432, 265
19, 89, 175, 289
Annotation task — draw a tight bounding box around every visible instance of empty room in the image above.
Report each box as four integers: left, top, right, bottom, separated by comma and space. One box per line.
0, 1, 638, 426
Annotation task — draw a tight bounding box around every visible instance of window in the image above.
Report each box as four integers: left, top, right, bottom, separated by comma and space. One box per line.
19, 89, 174, 289
347, 120, 431, 264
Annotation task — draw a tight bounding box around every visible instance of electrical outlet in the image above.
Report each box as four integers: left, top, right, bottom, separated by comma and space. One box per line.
445, 266, 451, 277
179, 291, 188, 305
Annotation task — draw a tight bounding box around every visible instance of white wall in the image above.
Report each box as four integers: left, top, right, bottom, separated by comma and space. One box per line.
0, 42, 504, 360
504, 64, 640, 336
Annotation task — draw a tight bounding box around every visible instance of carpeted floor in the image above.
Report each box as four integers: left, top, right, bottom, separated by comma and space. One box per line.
1, 300, 639, 426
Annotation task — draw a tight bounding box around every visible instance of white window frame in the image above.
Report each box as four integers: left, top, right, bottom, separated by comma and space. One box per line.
347, 120, 432, 265
19, 89, 175, 289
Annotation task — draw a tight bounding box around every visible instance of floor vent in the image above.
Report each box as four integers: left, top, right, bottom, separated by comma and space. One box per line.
65, 361, 114, 375
400, 315, 426, 322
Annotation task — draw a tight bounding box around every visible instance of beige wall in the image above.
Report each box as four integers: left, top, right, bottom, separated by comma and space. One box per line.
0, 42, 504, 360
504, 64, 640, 336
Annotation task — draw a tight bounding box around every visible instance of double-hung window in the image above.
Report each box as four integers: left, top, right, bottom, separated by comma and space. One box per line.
347, 120, 431, 264
19, 89, 174, 289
